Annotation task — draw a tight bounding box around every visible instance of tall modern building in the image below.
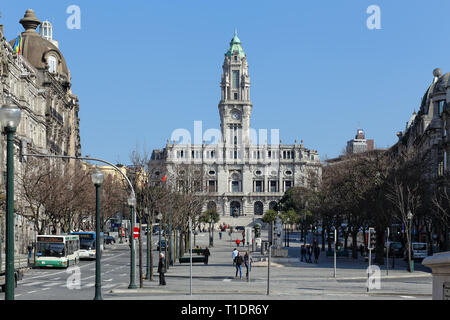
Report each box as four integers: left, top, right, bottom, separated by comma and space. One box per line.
149, 31, 321, 226
346, 129, 374, 154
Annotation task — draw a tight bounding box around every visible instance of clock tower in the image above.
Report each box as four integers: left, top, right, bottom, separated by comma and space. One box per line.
219, 30, 252, 147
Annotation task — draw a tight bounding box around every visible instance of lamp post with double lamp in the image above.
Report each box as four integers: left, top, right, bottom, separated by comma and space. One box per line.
0, 94, 21, 300
91, 167, 104, 300
407, 211, 414, 273
128, 195, 137, 289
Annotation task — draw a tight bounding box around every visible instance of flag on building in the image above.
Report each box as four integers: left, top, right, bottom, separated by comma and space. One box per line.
161, 175, 167, 182
13, 35, 23, 55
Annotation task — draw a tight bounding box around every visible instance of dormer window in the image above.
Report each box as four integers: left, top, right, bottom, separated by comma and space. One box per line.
40, 21, 53, 41
48, 55, 57, 73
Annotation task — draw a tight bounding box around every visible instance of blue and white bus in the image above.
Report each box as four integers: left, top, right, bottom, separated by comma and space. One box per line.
70, 232, 103, 260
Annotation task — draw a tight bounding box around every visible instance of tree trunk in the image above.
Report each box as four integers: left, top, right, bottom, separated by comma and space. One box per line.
149, 228, 153, 281
351, 230, 358, 259
321, 227, 325, 251
374, 227, 385, 265
425, 222, 433, 256
179, 230, 185, 257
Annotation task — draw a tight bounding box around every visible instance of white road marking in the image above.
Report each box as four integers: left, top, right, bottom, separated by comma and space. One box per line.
22, 252, 126, 281
43, 282, 62, 287
27, 291, 37, 294
22, 281, 45, 287
41, 287, 51, 291
105, 278, 113, 282
84, 283, 95, 288
400, 295, 416, 299
102, 284, 116, 289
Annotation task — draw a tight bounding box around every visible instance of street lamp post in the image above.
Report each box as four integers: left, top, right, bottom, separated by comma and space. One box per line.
157, 212, 162, 254
91, 167, 104, 300
146, 208, 151, 280
0, 94, 22, 300
128, 195, 137, 289
407, 211, 413, 273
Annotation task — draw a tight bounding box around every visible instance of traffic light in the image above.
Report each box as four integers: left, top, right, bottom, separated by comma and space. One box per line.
328, 229, 334, 241
368, 228, 376, 250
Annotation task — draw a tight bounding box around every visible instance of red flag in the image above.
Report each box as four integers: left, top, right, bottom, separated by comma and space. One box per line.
161, 175, 167, 182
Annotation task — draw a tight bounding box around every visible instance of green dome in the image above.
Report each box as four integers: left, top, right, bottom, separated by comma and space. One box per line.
226, 29, 245, 58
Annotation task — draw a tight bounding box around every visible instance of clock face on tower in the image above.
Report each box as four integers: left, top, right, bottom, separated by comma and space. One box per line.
232, 111, 241, 120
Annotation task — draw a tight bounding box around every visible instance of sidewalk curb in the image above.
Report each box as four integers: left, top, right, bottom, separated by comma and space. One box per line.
332, 273, 431, 281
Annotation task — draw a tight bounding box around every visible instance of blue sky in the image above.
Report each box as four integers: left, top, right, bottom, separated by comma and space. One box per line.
2, 1, 449, 164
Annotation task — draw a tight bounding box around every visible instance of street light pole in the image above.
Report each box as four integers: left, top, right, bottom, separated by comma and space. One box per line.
189, 216, 192, 296
169, 203, 173, 266
407, 211, 413, 273
146, 210, 151, 280
1, 94, 22, 300
91, 167, 104, 300
128, 196, 137, 289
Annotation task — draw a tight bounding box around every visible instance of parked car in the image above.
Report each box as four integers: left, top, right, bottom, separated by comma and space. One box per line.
235, 226, 245, 231
104, 235, 116, 244
384, 241, 403, 258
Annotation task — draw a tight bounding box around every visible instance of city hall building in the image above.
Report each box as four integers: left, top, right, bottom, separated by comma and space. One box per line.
149, 32, 321, 226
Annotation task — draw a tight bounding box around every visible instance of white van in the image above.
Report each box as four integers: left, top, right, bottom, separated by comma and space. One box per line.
411, 242, 428, 260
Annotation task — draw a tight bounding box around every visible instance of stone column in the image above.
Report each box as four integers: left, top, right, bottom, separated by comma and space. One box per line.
422, 252, 450, 300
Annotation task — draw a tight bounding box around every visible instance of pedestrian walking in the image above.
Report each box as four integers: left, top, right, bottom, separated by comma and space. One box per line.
244, 250, 253, 279
204, 246, 211, 265
234, 251, 244, 279
219, 231, 222, 240
314, 244, 320, 263
158, 253, 166, 285
359, 244, 364, 257
307, 245, 312, 263
27, 242, 33, 266
232, 247, 238, 267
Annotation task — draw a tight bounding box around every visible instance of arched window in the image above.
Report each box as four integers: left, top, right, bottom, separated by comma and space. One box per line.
269, 201, 278, 211
207, 201, 217, 212
254, 201, 264, 215
48, 55, 57, 73
230, 201, 241, 217
40, 21, 53, 41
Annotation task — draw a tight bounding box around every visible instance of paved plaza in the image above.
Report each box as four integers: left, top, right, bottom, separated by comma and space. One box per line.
106, 230, 433, 300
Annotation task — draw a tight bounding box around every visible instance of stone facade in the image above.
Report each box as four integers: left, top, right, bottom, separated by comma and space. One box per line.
149, 32, 321, 227
0, 10, 81, 253
391, 68, 449, 178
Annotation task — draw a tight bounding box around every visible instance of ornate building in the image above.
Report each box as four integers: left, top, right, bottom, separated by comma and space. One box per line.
149, 31, 321, 226
0, 9, 81, 252
391, 68, 449, 177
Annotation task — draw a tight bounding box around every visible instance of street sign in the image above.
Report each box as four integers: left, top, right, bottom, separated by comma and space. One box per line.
133, 227, 140, 239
